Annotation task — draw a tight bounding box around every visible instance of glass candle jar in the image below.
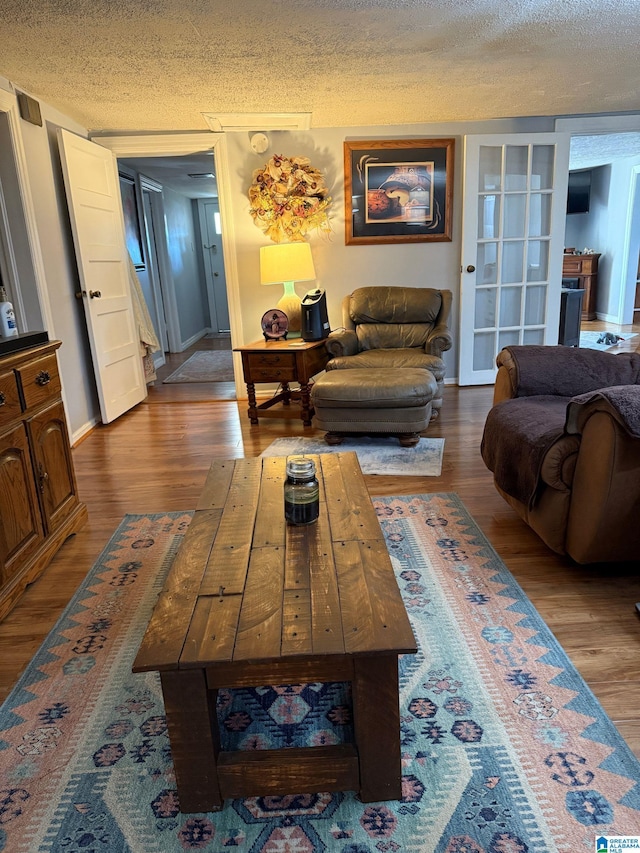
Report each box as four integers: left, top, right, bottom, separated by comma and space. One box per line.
284, 456, 319, 525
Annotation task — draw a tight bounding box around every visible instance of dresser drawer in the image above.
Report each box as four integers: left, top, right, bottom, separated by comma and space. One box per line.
563, 254, 599, 275
245, 353, 297, 382
249, 366, 297, 382
0, 369, 22, 428
17, 354, 61, 409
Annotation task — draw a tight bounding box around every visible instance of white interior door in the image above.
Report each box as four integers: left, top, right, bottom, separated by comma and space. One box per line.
58, 129, 147, 423
198, 198, 230, 334
459, 133, 570, 385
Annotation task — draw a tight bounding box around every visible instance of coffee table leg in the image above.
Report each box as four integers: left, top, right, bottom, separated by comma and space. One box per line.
161, 670, 222, 812
352, 655, 402, 802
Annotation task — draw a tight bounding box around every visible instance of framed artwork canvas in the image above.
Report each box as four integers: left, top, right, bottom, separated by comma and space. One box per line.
344, 138, 455, 245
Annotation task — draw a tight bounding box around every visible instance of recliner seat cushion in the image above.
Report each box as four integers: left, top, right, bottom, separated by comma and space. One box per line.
327, 348, 445, 381
481, 395, 571, 508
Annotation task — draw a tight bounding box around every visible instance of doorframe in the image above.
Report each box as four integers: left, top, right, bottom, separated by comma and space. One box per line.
556, 114, 640, 325
92, 132, 243, 394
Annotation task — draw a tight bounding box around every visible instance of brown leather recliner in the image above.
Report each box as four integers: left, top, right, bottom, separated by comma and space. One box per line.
324, 286, 452, 418
481, 345, 640, 563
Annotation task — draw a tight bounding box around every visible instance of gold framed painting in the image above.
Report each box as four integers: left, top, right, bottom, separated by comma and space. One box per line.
344, 138, 455, 245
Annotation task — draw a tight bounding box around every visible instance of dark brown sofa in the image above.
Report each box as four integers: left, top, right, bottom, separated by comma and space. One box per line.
481, 345, 640, 564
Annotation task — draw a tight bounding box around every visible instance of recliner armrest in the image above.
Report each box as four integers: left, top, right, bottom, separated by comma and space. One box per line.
425, 323, 453, 356
495, 345, 640, 402
325, 329, 358, 358
566, 385, 640, 438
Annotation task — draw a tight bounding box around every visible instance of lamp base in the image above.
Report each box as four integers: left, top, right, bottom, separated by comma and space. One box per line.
277, 281, 302, 336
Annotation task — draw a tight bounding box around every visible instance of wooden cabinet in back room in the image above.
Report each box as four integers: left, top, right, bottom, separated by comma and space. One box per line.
0, 340, 87, 620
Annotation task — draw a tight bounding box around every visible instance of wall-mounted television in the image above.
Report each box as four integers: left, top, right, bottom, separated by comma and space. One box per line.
566, 170, 591, 215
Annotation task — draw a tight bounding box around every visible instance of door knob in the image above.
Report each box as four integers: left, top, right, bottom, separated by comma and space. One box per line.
89, 290, 102, 298
214, 272, 219, 277
466, 265, 476, 273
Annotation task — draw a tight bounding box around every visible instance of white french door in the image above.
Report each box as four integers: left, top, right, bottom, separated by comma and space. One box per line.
458, 133, 570, 385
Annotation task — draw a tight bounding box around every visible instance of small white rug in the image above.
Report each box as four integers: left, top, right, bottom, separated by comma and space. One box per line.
260, 435, 444, 476
579, 330, 638, 352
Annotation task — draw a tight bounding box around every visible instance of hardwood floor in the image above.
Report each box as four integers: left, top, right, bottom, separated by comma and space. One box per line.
1, 328, 639, 763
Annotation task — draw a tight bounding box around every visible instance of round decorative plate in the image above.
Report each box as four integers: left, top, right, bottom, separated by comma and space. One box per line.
261, 309, 289, 341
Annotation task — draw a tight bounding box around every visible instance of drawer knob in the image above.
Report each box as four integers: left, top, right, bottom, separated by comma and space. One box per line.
35, 370, 51, 386
0, 392, 5, 406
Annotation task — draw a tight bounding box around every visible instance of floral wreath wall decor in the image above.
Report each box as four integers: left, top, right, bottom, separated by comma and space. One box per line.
249, 154, 331, 243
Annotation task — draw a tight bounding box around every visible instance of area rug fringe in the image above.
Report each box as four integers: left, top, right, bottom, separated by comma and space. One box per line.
1, 498, 639, 852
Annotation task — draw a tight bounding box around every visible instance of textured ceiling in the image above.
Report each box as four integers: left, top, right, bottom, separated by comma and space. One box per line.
0, 0, 639, 132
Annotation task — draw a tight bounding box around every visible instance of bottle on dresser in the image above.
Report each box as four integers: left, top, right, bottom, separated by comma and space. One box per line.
0, 285, 18, 337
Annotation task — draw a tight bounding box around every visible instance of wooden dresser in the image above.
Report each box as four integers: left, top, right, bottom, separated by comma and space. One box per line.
0, 340, 87, 620
562, 253, 600, 320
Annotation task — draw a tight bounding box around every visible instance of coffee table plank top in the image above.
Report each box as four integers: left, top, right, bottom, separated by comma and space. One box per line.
234, 547, 286, 660
133, 452, 416, 675
133, 509, 220, 672
320, 453, 383, 542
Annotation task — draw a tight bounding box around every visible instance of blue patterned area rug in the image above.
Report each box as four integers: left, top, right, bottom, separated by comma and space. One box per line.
1, 497, 639, 852
261, 436, 445, 476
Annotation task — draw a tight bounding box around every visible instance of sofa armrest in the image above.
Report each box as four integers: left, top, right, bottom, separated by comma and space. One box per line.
425, 323, 453, 356
325, 329, 359, 358
495, 345, 640, 401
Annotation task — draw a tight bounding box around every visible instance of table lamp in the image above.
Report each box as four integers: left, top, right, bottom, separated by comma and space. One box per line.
260, 242, 316, 336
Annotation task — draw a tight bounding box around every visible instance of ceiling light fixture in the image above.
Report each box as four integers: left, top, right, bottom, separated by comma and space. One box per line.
188, 172, 215, 179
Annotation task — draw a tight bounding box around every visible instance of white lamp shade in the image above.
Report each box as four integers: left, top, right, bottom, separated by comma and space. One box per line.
260, 242, 316, 285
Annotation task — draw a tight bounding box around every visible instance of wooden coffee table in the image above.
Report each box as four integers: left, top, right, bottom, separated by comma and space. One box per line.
133, 452, 416, 812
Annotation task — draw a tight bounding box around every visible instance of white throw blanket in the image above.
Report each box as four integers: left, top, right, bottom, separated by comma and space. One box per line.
128, 258, 161, 383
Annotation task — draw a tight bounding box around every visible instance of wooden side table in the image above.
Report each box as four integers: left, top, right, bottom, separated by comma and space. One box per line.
234, 339, 330, 426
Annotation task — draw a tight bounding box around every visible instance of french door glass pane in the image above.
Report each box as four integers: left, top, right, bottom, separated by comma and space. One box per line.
531, 145, 554, 190
528, 193, 552, 237
477, 243, 498, 285
503, 194, 526, 238
478, 194, 500, 239
479, 147, 502, 191
499, 330, 520, 350
475, 288, 497, 328
502, 241, 525, 283
499, 287, 522, 327
473, 332, 496, 371
525, 285, 547, 325
505, 146, 528, 191
527, 240, 549, 282
523, 328, 545, 345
